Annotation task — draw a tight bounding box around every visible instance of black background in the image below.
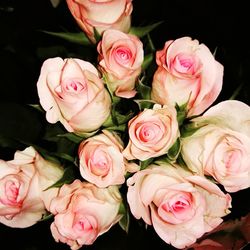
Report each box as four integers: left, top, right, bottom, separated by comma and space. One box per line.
0, 0, 249, 249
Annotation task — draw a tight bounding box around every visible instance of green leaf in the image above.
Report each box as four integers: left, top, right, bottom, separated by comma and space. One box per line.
56, 132, 84, 144
44, 167, 75, 191
39, 212, 54, 222
104, 124, 127, 132
176, 153, 188, 168
175, 102, 188, 126
142, 53, 153, 71
129, 21, 163, 37
154, 155, 171, 165
108, 101, 134, 127
118, 202, 130, 233
115, 111, 134, 125
133, 99, 155, 111
93, 27, 102, 43
180, 121, 207, 138
146, 33, 156, 52
102, 114, 113, 127
43, 122, 70, 143
136, 79, 152, 100
167, 138, 181, 161
140, 157, 154, 170
40, 30, 91, 45
56, 130, 99, 141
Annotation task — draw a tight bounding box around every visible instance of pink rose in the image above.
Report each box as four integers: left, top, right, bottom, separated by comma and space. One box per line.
151, 37, 223, 116
97, 29, 144, 98
78, 130, 138, 187
123, 104, 179, 161
66, 0, 133, 43
37, 57, 111, 134
49, 180, 122, 250
0, 147, 63, 228
181, 100, 250, 192
127, 162, 231, 249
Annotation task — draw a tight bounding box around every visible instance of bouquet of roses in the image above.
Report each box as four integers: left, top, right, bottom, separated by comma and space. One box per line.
0, 0, 249, 249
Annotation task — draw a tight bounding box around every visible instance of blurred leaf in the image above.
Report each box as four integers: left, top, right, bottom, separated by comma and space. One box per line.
113, 110, 134, 125
29, 104, 44, 113
136, 79, 152, 100
56, 132, 85, 144
0, 135, 24, 149
40, 30, 91, 46
140, 158, 154, 170
44, 122, 94, 145
93, 27, 102, 43
146, 33, 156, 52
50, 0, 61, 8
109, 100, 135, 127
129, 21, 163, 37
118, 200, 130, 233
142, 53, 153, 71
133, 99, 155, 111
213, 46, 218, 57
229, 82, 244, 100
0, 6, 14, 12
43, 122, 67, 142
52, 152, 76, 164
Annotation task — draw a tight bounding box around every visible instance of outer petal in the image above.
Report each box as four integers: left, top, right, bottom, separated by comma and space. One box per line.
37, 57, 65, 123
199, 100, 250, 136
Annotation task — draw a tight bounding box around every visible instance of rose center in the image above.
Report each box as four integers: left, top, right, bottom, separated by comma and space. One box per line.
172, 53, 199, 75
74, 217, 93, 232
223, 149, 241, 173
0, 180, 21, 206
64, 79, 87, 93
138, 122, 162, 143
158, 192, 194, 224
90, 149, 110, 176
114, 47, 132, 64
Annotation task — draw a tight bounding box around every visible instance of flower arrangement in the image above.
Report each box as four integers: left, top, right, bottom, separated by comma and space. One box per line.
0, 0, 249, 250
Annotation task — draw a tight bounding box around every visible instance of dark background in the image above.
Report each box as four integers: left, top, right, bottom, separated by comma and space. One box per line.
0, 0, 249, 249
